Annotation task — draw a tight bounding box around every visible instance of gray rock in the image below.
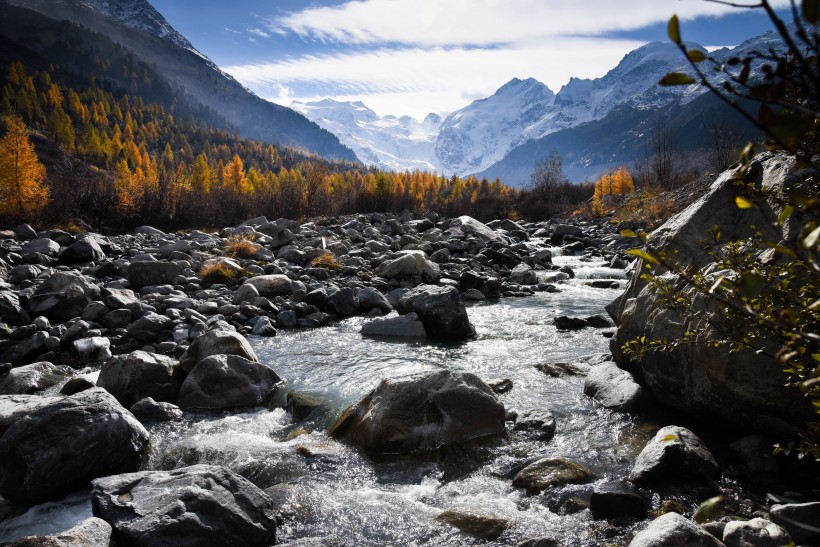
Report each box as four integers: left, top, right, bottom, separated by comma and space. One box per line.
251, 316, 277, 336
245, 274, 293, 297
356, 287, 392, 314
130, 225, 166, 236
126, 312, 170, 342
0, 290, 30, 325
612, 154, 815, 435
276, 310, 298, 329
1, 331, 48, 365
0, 388, 149, 504
128, 261, 182, 289
769, 502, 820, 543
589, 481, 646, 519
629, 512, 725, 546
6, 517, 114, 547
722, 518, 791, 547
60, 376, 96, 395
551, 224, 584, 242
179, 329, 259, 373
0, 393, 63, 435
629, 426, 720, 486
376, 252, 440, 283
396, 284, 474, 339
59, 237, 105, 263
326, 287, 360, 317
129, 397, 183, 422
450, 216, 509, 246
98, 351, 183, 407
729, 435, 779, 473
73, 336, 112, 363
0, 361, 74, 395
329, 370, 504, 454
178, 354, 282, 410
14, 224, 37, 240
90, 465, 277, 547
512, 457, 593, 494
286, 390, 325, 421
361, 312, 427, 338
101, 288, 138, 308
512, 408, 556, 440
21, 238, 60, 257
234, 283, 260, 304
583, 361, 649, 412
436, 510, 509, 541
26, 272, 101, 322
553, 316, 586, 330
509, 264, 538, 285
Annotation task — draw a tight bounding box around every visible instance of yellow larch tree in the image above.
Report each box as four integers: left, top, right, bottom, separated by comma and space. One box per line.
0, 117, 48, 219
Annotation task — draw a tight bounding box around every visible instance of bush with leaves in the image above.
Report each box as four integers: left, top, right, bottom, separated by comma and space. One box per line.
622, 0, 819, 457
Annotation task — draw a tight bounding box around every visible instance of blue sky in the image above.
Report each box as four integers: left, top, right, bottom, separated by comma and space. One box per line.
148, 0, 788, 119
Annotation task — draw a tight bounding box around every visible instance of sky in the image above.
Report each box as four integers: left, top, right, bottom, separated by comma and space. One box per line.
147, 0, 789, 120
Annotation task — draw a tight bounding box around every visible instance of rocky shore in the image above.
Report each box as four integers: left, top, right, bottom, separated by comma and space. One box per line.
0, 157, 818, 546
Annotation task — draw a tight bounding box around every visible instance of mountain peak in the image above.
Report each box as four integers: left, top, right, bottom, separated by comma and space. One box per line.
76, 0, 194, 50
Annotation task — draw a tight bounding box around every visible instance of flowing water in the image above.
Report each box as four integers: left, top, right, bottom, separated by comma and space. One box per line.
1, 251, 669, 546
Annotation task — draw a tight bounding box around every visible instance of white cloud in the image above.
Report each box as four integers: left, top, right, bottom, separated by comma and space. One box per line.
248, 28, 270, 39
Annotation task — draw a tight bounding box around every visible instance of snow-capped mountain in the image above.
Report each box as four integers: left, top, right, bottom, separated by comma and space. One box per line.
76, 0, 194, 51
291, 100, 443, 172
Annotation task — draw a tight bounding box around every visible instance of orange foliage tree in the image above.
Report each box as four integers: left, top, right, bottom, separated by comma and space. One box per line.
592, 165, 634, 215
0, 116, 48, 220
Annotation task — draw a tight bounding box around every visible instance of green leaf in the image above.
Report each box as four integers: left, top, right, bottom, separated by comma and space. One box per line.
659, 72, 696, 86
694, 496, 724, 524
668, 15, 681, 43
687, 49, 707, 62
802, 225, 820, 249
626, 249, 660, 265
620, 229, 637, 237
804, 0, 819, 24
735, 195, 755, 209
777, 205, 795, 223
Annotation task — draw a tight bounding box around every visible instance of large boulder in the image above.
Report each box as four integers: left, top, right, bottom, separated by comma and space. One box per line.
5, 517, 114, 547
329, 370, 504, 454
628, 425, 720, 486
583, 361, 649, 412
91, 464, 277, 547
97, 351, 184, 407
0, 290, 30, 325
0, 388, 149, 504
511, 457, 594, 494
178, 329, 258, 373
396, 285, 474, 339
25, 271, 100, 321
245, 274, 293, 297
450, 216, 509, 246
0, 394, 63, 435
612, 154, 815, 435
177, 354, 282, 410
126, 312, 171, 342
127, 261, 182, 289
361, 312, 427, 338
629, 512, 724, 547
59, 237, 106, 263
0, 361, 74, 395
722, 518, 791, 547
376, 252, 440, 283
769, 502, 820, 544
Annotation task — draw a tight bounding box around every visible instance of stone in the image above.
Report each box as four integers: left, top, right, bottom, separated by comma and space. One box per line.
326, 287, 361, 317
90, 465, 277, 547
26, 272, 101, 322
450, 216, 509, 245
101, 287, 139, 308
73, 336, 112, 363
629, 426, 720, 486
0, 361, 74, 395
729, 435, 779, 473
60, 376, 96, 395
286, 390, 325, 421
612, 154, 815, 435
97, 350, 183, 407
356, 287, 392, 314
128, 261, 182, 289
178, 354, 282, 410
21, 238, 60, 257
509, 264, 538, 285
512, 457, 594, 494
722, 518, 791, 547
0, 393, 63, 435
129, 397, 183, 422
769, 502, 820, 543
130, 225, 166, 236
59, 237, 105, 263
126, 312, 171, 342
0, 388, 149, 504
276, 310, 298, 329
178, 329, 258, 373
589, 481, 647, 519
629, 512, 725, 547
246, 274, 293, 297
435, 510, 509, 540
361, 312, 427, 338
584, 361, 649, 412
376, 252, 440, 283
396, 284, 474, 340
5, 517, 114, 547
330, 370, 504, 454
14, 224, 37, 240
1, 331, 48, 365
553, 316, 586, 330
234, 283, 260, 304
251, 316, 277, 336
0, 290, 30, 325
512, 409, 556, 440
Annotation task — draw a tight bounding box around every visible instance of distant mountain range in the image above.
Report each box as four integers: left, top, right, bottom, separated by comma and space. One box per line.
294, 34, 779, 185
0, 0, 358, 162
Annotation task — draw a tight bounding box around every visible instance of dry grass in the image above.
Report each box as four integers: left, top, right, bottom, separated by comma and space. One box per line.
609, 189, 678, 229
223, 234, 261, 259
200, 260, 248, 285
309, 251, 342, 272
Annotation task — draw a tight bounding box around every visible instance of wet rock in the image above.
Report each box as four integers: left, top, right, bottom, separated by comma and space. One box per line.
1, 331, 49, 365
585, 314, 612, 328
553, 316, 586, 330
97, 350, 183, 407
60, 376, 96, 395
512, 457, 594, 494
509, 264, 538, 285
722, 518, 790, 547
276, 310, 298, 329
246, 274, 293, 297
129, 397, 183, 422
488, 378, 513, 394
436, 510, 509, 541
729, 435, 779, 473
0, 361, 74, 395
329, 370, 504, 454
584, 361, 649, 412
178, 354, 282, 410
516, 538, 560, 547
361, 312, 427, 338
512, 409, 556, 440
0, 393, 63, 435
0, 388, 149, 504
0, 291, 30, 325
629, 426, 720, 486
286, 390, 325, 421
90, 464, 277, 547
396, 284, 474, 339
376, 252, 440, 283
589, 481, 647, 519
26, 272, 100, 322
769, 502, 820, 543
5, 516, 114, 547
127, 261, 182, 289
629, 512, 724, 547
178, 329, 258, 373
326, 287, 361, 317
356, 287, 392, 314
73, 336, 112, 363
251, 316, 277, 336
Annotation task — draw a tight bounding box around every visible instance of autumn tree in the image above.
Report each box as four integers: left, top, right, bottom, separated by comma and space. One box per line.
0, 116, 48, 220
592, 165, 635, 215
